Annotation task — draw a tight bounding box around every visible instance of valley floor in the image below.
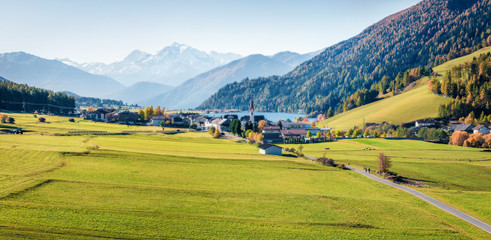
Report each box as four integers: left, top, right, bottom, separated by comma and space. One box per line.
0, 113, 488, 239
0, 129, 489, 239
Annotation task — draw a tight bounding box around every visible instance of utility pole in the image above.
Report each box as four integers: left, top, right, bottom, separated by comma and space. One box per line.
363, 117, 366, 133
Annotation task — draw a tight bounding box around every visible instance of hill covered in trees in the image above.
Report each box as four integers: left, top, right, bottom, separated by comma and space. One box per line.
199, 0, 491, 115
0, 77, 75, 114
433, 52, 491, 122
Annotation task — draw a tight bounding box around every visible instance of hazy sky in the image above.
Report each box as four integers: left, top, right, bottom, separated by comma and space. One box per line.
0, 0, 421, 63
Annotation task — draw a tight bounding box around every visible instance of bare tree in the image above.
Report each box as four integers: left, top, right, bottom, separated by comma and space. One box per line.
378, 153, 391, 173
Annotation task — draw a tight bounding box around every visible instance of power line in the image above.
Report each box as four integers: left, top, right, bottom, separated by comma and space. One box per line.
0, 100, 75, 110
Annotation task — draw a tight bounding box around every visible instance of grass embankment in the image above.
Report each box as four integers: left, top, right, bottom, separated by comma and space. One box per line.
0, 114, 488, 239
319, 46, 491, 130
282, 138, 491, 226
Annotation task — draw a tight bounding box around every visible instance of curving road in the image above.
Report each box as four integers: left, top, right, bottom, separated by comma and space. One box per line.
345, 165, 491, 234
301, 154, 490, 234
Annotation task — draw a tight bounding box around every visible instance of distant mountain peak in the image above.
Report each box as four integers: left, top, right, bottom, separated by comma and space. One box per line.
68, 43, 242, 87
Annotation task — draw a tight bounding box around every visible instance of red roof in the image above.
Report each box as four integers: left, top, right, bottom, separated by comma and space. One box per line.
472, 125, 489, 130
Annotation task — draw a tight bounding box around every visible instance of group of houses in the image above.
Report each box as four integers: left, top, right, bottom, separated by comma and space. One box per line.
412, 119, 490, 134
80, 108, 199, 128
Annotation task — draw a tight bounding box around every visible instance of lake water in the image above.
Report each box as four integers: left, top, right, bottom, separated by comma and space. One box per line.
205, 111, 313, 122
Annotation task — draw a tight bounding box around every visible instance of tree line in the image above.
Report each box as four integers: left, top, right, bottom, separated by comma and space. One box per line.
0, 78, 75, 115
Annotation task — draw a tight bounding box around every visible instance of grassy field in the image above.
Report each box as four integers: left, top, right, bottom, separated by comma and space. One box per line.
0, 114, 489, 239
0, 112, 184, 134
318, 46, 491, 130
433, 46, 491, 74
281, 138, 491, 226
318, 83, 450, 129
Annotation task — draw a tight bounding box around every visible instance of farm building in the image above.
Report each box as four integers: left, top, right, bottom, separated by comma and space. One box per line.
258, 143, 282, 155
473, 125, 490, 134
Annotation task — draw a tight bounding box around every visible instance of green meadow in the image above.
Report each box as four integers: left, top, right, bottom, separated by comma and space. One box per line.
0, 112, 183, 134
0, 113, 489, 239
282, 138, 491, 227
319, 46, 491, 130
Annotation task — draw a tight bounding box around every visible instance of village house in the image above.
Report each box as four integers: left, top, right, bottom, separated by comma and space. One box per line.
170, 116, 185, 127
193, 116, 210, 130
280, 121, 312, 129
449, 121, 465, 131
83, 108, 116, 122
148, 115, 167, 126
473, 125, 490, 134
258, 143, 282, 155
281, 129, 307, 143
116, 111, 139, 125
415, 119, 437, 128
454, 123, 474, 133
262, 126, 283, 143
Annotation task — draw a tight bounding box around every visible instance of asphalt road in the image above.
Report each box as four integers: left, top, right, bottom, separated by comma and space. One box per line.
345, 165, 491, 234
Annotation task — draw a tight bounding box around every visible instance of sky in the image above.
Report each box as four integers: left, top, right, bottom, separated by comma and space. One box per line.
0, 0, 421, 63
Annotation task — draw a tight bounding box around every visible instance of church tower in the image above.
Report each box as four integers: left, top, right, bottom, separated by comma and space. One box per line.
250, 97, 255, 123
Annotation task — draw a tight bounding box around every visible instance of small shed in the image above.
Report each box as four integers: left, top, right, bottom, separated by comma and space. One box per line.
258, 143, 282, 156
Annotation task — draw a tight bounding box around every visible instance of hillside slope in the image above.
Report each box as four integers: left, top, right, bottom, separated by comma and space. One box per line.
200, 0, 491, 114
319, 46, 491, 129
0, 52, 124, 98
143, 51, 319, 109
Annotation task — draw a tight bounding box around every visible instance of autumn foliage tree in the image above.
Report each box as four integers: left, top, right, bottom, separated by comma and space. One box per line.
213, 128, 221, 138
138, 109, 145, 121
449, 131, 470, 146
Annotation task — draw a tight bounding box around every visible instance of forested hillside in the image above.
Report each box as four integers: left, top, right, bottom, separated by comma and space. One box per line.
434, 52, 491, 121
200, 0, 491, 115
0, 77, 75, 114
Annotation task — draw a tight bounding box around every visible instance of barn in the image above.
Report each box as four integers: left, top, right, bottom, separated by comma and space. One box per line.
258, 143, 282, 156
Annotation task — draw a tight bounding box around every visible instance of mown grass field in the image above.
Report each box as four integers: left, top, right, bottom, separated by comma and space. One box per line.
0, 112, 184, 134
318, 46, 491, 130
318, 84, 450, 129
0, 114, 489, 239
282, 138, 491, 227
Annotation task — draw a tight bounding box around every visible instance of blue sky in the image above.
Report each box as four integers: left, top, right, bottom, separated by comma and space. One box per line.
0, 0, 420, 63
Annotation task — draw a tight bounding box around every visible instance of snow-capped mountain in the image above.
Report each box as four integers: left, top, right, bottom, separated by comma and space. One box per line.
63, 43, 241, 86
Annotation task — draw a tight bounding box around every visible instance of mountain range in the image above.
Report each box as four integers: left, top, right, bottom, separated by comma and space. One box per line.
61, 43, 242, 86
200, 0, 491, 115
0, 52, 124, 98
143, 50, 320, 109
0, 42, 320, 108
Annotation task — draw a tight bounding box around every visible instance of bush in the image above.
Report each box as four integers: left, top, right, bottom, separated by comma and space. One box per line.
1, 114, 8, 123
337, 163, 346, 169
317, 157, 336, 167
68, 118, 75, 122
208, 126, 216, 135
7, 117, 15, 123
38, 117, 46, 122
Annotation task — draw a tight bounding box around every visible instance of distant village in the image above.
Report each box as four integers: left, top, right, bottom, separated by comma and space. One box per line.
80, 99, 331, 145
79, 98, 490, 149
